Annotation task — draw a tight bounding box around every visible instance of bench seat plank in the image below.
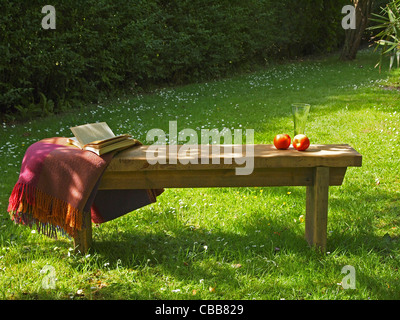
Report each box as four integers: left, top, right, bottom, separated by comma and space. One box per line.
104, 144, 362, 172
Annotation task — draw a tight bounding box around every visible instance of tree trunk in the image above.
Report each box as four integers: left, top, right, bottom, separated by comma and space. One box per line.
340, 0, 374, 61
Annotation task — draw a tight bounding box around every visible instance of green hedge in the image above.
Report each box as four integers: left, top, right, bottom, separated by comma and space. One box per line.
1, 0, 348, 119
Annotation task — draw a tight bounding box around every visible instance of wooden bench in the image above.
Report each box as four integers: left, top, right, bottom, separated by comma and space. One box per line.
74, 144, 362, 253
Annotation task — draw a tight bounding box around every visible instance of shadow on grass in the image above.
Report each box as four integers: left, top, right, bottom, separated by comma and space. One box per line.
328, 184, 400, 251
93, 178, 399, 253
82, 167, 400, 294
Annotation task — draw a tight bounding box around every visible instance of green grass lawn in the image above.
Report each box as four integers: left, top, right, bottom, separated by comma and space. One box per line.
1, 49, 399, 300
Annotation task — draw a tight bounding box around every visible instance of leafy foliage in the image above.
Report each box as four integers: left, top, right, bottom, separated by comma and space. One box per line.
370, 0, 400, 71
1, 0, 347, 120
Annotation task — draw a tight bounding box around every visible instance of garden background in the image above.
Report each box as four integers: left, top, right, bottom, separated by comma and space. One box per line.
1, 0, 366, 120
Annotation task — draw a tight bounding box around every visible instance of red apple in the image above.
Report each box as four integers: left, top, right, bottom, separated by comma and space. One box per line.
273, 134, 291, 150
292, 134, 310, 151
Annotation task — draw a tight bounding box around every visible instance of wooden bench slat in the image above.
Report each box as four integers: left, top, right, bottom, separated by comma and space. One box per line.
105, 144, 362, 172
99, 167, 347, 190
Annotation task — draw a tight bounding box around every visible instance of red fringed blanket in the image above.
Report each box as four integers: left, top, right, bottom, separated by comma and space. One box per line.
8, 137, 163, 238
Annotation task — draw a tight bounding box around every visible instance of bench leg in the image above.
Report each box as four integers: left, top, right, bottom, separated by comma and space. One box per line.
73, 211, 92, 254
305, 167, 329, 252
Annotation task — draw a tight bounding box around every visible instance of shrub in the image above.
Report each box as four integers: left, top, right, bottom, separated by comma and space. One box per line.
369, 0, 400, 71
1, 0, 348, 120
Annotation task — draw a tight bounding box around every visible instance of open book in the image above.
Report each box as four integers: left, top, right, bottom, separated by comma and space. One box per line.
68, 122, 139, 155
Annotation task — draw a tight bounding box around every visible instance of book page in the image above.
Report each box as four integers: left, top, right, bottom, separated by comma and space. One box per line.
84, 138, 139, 155
84, 134, 132, 148
70, 122, 115, 146
67, 137, 82, 148
87, 134, 131, 147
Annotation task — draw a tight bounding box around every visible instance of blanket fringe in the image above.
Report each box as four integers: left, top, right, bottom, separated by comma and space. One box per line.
8, 182, 84, 238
